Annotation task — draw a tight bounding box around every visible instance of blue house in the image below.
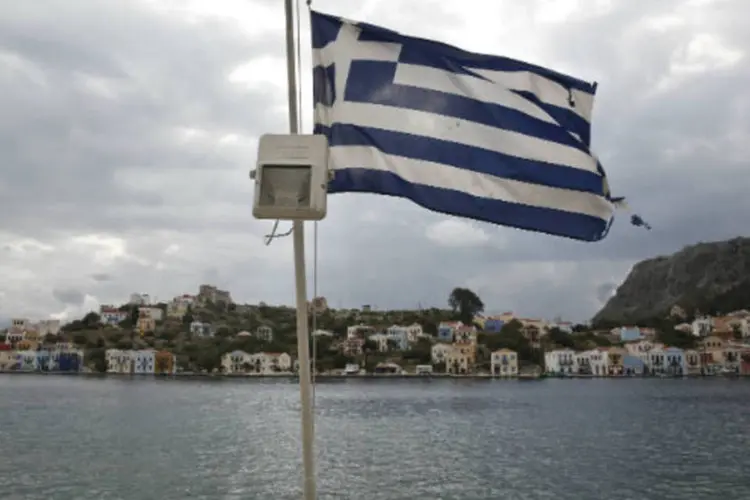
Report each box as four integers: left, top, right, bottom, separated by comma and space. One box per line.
437, 322, 459, 342
622, 355, 645, 375
36, 350, 52, 372
483, 319, 505, 333
617, 327, 642, 342
54, 351, 83, 372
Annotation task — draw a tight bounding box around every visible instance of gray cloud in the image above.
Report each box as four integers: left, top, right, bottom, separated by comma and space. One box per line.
52, 288, 85, 306
0, 0, 748, 323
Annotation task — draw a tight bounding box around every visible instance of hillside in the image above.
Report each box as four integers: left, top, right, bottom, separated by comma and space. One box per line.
593, 237, 750, 325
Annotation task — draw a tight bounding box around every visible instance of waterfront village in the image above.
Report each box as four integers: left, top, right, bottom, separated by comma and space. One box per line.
2, 284, 750, 378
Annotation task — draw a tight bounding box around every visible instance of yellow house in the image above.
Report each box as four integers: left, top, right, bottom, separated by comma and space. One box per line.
607, 347, 628, 375
445, 346, 471, 375
700, 336, 726, 374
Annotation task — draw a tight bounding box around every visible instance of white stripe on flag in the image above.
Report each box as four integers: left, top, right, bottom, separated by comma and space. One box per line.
329, 146, 613, 219
317, 102, 599, 174
472, 69, 596, 122
393, 63, 564, 127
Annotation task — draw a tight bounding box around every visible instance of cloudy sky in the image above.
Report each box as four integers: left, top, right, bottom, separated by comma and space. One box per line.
1, 0, 748, 325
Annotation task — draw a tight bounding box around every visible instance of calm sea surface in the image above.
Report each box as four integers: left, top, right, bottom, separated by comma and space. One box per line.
1, 376, 750, 500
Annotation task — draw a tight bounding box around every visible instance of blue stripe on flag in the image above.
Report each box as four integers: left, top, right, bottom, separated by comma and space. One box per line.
315, 124, 604, 195
329, 168, 610, 242
311, 10, 617, 242
344, 60, 590, 154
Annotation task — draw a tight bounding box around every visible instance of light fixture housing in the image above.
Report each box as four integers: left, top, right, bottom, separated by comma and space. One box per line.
252, 134, 329, 221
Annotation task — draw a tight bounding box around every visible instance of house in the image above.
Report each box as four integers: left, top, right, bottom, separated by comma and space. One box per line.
249, 352, 292, 373
700, 336, 726, 374
741, 348, 750, 375
663, 347, 686, 376
100, 306, 129, 326
723, 345, 742, 374
445, 346, 470, 374
11, 318, 30, 330
483, 316, 505, 333
431, 343, 453, 365
613, 326, 642, 342
197, 284, 232, 305
137, 308, 157, 334
385, 326, 409, 350
437, 321, 461, 342
588, 348, 609, 376
607, 347, 628, 376
139, 306, 164, 322
0, 348, 16, 371
369, 333, 390, 352
106, 349, 134, 374
154, 351, 177, 374
133, 350, 155, 374
167, 294, 194, 319
520, 320, 545, 348
551, 321, 573, 334
405, 323, 424, 343
312, 329, 334, 338
16, 350, 38, 372
36, 349, 52, 372
545, 349, 576, 375
236, 331, 252, 338
50, 348, 84, 372
4, 329, 24, 346
190, 320, 213, 337
491, 349, 518, 377
575, 351, 592, 375
622, 355, 645, 376
255, 325, 274, 342
221, 350, 253, 374
347, 324, 375, 339
341, 337, 364, 356
683, 349, 702, 375
692, 316, 713, 337
625, 340, 664, 367
454, 325, 477, 344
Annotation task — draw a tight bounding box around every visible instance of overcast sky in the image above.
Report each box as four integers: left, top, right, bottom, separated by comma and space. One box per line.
0, 0, 748, 325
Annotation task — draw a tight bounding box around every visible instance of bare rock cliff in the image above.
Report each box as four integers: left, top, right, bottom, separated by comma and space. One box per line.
593, 237, 750, 324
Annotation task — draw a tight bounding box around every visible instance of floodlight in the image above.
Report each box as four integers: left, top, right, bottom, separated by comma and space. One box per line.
252, 134, 328, 220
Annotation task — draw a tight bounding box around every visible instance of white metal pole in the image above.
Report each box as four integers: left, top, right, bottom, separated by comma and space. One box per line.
283, 0, 317, 498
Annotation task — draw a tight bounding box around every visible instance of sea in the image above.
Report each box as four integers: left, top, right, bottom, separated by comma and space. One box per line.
1, 376, 750, 500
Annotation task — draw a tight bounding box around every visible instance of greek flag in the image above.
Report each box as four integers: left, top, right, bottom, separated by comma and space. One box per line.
312, 11, 617, 242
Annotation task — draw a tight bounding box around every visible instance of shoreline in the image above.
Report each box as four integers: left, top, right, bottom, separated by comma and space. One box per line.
1, 371, 747, 380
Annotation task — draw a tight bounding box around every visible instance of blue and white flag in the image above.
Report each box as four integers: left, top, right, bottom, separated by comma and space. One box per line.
312, 11, 618, 242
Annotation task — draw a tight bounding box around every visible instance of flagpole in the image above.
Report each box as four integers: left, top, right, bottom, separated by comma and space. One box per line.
284, 0, 317, 498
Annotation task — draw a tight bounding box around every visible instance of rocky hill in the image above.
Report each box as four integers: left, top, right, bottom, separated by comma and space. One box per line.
593, 237, 750, 325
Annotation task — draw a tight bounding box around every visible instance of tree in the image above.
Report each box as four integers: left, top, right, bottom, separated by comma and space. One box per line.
43, 333, 57, 345
82, 312, 101, 329
448, 288, 484, 324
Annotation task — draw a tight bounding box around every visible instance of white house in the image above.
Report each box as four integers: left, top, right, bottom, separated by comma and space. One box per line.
221, 350, 253, 374
490, 349, 518, 377
575, 351, 592, 375
587, 348, 609, 376
99, 307, 129, 326
255, 325, 274, 342
312, 329, 334, 338
405, 323, 424, 343
16, 350, 38, 371
190, 321, 213, 337
625, 340, 664, 366
347, 324, 376, 339
545, 349, 577, 375
431, 343, 453, 364
106, 349, 134, 373
368, 333, 390, 352
247, 352, 292, 373
692, 316, 713, 337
